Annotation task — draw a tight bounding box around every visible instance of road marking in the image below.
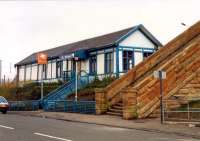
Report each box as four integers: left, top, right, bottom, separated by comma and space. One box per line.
176, 139, 198, 141
34, 132, 72, 141
156, 137, 169, 140
0, 124, 14, 130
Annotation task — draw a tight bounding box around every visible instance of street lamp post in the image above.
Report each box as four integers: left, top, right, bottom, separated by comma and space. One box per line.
41, 65, 44, 100
37, 53, 47, 101
74, 57, 79, 102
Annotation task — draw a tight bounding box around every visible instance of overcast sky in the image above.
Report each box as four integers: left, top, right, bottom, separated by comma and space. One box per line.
0, 0, 199, 79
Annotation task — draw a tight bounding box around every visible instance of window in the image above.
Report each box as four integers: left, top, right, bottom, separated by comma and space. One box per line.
38, 65, 42, 80
105, 52, 113, 74
52, 62, 56, 78
143, 52, 153, 60
47, 61, 52, 79
43, 64, 47, 79
19, 66, 25, 81
123, 50, 134, 71
89, 55, 97, 75
31, 64, 38, 80
25, 65, 31, 81
56, 61, 62, 78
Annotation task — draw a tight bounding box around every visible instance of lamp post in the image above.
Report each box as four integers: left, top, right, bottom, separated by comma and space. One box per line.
37, 53, 47, 100
74, 57, 79, 102
41, 65, 44, 100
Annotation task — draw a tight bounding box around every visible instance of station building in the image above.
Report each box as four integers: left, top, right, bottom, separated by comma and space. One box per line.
15, 24, 162, 84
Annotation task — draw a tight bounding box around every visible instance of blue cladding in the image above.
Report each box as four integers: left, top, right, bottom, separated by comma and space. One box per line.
74, 49, 89, 60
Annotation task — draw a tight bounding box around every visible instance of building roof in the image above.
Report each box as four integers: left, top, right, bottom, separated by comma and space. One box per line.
15, 24, 162, 66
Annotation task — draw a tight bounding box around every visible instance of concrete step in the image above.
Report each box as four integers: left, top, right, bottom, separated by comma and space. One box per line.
116, 102, 123, 107
109, 108, 123, 113
107, 111, 123, 116
112, 105, 123, 110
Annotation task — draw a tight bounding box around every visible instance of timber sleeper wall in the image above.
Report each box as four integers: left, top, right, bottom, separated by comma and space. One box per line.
133, 35, 200, 118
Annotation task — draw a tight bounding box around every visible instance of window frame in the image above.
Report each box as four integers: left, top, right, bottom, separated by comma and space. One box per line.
143, 51, 153, 60
56, 61, 62, 78
105, 52, 114, 74
89, 55, 97, 75
122, 50, 134, 72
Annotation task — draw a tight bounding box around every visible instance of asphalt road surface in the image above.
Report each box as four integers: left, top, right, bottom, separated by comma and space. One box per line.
0, 114, 198, 141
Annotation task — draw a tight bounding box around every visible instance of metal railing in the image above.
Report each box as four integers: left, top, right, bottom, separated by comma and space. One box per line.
43, 100, 96, 114
164, 99, 200, 122
9, 100, 40, 111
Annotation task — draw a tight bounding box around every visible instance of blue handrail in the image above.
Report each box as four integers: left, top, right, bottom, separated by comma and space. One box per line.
43, 100, 96, 114
42, 71, 92, 102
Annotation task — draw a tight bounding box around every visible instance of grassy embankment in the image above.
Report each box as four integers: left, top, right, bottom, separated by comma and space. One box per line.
0, 76, 116, 101
0, 82, 62, 101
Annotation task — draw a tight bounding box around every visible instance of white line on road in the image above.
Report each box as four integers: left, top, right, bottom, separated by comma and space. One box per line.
0, 124, 15, 130
34, 132, 72, 141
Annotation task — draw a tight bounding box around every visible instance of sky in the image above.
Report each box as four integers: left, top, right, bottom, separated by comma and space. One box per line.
0, 0, 199, 80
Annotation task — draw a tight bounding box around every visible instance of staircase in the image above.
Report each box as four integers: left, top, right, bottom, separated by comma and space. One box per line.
107, 101, 123, 116
42, 74, 91, 102
95, 21, 200, 119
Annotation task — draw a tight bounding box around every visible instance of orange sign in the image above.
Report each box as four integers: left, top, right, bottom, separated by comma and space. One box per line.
37, 53, 48, 64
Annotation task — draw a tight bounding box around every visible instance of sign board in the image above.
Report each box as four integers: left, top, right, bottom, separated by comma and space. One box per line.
37, 53, 48, 64
60, 53, 74, 60
154, 70, 166, 79
74, 57, 79, 61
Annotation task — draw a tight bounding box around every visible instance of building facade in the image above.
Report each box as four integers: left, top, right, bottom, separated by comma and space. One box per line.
15, 25, 162, 84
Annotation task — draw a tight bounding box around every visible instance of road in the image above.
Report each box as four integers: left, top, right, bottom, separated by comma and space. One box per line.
0, 114, 198, 141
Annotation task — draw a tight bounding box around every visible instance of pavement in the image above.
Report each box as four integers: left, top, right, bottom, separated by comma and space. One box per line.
7, 111, 200, 139
0, 114, 200, 141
